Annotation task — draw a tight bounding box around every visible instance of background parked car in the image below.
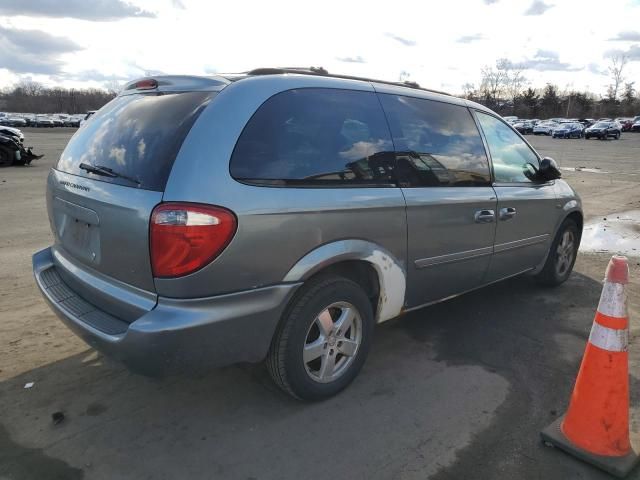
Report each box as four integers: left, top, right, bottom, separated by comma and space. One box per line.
0, 116, 27, 127
33, 116, 55, 128
79, 110, 96, 127
552, 123, 583, 139
533, 121, 558, 135
67, 115, 82, 127
615, 118, 634, 131
513, 120, 533, 134
584, 121, 621, 139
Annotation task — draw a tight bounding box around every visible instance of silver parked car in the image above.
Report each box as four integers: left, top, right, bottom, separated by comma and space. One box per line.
33, 69, 583, 400
533, 121, 559, 136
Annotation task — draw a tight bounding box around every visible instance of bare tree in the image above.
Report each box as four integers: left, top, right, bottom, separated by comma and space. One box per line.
461, 82, 476, 99
16, 79, 44, 97
479, 63, 507, 107
398, 70, 412, 83
621, 82, 636, 115
104, 79, 123, 96
468, 60, 640, 118
497, 58, 527, 104
607, 54, 628, 101
4, 83, 116, 114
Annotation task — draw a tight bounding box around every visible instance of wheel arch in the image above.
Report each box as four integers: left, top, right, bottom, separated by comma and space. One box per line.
283, 240, 406, 323
565, 210, 583, 241
533, 207, 583, 274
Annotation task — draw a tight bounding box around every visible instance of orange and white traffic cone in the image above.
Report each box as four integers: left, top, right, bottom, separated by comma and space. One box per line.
541, 255, 638, 478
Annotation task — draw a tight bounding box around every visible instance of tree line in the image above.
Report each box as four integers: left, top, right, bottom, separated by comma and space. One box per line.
2, 65, 639, 119
0, 80, 117, 114
462, 55, 639, 119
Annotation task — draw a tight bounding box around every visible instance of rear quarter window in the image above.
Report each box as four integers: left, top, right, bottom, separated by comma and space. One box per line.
57, 91, 215, 191
230, 88, 396, 187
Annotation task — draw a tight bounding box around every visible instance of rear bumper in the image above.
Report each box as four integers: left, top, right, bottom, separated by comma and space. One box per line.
33, 247, 300, 376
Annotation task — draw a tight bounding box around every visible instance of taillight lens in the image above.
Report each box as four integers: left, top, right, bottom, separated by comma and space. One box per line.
135, 78, 158, 89
150, 203, 237, 278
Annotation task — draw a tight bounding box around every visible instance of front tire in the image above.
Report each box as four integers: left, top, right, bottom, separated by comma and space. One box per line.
535, 218, 579, 287
267, 274, 374, 401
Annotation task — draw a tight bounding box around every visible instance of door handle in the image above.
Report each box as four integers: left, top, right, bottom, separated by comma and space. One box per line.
474, 209, 495, 223
499, 207, 517, 221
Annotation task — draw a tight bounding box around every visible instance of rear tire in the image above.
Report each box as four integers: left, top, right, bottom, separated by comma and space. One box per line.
534, 218, 579, 287
267, 274, 374, 401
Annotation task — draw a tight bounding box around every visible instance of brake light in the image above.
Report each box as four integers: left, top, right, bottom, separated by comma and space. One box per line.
135, 79, 157, 90
150, 203, 237, 278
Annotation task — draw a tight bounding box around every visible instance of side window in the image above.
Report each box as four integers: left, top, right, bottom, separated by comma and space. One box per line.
475, 112, 539, 183
378, 94, 491, 187
230, 88, 395, 186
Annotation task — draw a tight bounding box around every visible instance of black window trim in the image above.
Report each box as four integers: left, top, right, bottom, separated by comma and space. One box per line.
229, 86, 400, 189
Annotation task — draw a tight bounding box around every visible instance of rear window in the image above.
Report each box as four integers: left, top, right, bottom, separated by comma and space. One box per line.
57, 91, 215, 191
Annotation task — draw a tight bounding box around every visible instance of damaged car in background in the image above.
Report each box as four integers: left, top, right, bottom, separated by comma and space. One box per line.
0, 128, 43, 166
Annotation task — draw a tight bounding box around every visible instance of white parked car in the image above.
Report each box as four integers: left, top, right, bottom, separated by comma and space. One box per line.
533, 122, 558, 136
79, 111, 96, 127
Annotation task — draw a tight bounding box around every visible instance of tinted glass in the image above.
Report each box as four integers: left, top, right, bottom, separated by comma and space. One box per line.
476, 111, 539, 183
57, 91, 215, 191
378, 94, 491, 187
230, 88, 395, 186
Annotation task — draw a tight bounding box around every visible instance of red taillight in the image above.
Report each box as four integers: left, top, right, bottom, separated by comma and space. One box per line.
135, 79, 157, 90
150, 203, 237, 278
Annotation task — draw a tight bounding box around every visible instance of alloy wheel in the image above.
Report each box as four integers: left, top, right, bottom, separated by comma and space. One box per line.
303, 302, 362, 383
555, 230, 576, 277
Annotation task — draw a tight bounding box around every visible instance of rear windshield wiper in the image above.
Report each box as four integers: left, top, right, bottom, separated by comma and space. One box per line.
79, 163, 140, 185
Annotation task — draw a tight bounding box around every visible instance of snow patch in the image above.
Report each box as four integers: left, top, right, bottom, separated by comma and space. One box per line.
580, 211, 640, 257
560, 167, 608, 174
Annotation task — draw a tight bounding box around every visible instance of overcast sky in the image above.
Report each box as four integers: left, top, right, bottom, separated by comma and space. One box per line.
0, 0, 639, 95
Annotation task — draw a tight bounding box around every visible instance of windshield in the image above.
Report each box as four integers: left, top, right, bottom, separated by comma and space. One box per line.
593, 122, 609, 128
57, 91, 215, 191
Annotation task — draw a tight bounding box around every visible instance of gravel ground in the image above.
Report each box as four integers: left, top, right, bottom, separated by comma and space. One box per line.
0, 128, 639, 480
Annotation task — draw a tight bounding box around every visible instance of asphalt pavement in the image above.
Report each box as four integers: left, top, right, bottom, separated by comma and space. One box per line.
0, 129, 638, 480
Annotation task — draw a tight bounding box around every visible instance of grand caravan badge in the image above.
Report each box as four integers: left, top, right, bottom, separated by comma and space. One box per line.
59, 180, 90, 192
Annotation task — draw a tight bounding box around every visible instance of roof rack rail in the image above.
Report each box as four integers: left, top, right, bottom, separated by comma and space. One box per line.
245, 67, 450, 96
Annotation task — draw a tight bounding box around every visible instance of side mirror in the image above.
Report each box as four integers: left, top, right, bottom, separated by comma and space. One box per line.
525, 157, 561, 182
538, 157, 562, 181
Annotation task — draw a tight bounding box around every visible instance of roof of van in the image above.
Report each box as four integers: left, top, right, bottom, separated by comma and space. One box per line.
123, 67, 450, 96
229, 67, 452, 96
121, 68, 492, 114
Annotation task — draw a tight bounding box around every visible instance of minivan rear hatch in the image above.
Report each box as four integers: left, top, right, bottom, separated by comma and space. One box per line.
49, 88, 217, 296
